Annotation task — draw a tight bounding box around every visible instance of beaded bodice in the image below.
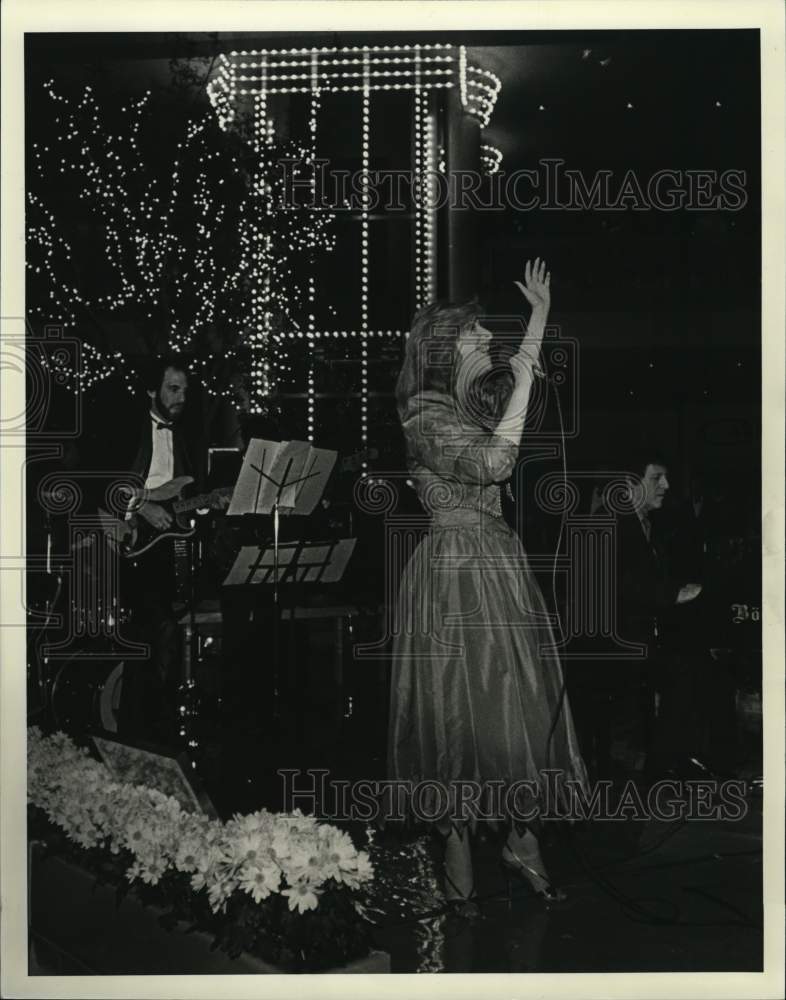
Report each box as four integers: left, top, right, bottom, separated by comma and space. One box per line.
401, 391, 518, 521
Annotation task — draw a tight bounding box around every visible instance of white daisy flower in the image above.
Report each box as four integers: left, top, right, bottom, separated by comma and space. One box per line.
282, 882, 322, 914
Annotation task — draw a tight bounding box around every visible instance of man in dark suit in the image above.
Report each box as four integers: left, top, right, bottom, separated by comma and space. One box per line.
582, 450, 702, 781
656, 472, 745, 777
81, 354, 207, 741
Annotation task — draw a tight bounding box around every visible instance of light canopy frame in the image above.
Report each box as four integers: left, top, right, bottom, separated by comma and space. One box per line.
207, 43, 501, 468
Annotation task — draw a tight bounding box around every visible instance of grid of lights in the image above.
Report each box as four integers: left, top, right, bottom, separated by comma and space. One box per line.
253, 85, 274, 151
207, 45, 458, 124
272, 331, 405, 464
207, 44, 501, 118
208, 43, 502, 456
480, 143, 503, 175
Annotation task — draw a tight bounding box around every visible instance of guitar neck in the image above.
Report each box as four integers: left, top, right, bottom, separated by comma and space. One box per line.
173, 489, 228, 515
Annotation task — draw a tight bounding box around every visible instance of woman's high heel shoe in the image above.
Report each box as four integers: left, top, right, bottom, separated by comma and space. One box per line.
437, 823, 483, 920
500, 846, 566, 905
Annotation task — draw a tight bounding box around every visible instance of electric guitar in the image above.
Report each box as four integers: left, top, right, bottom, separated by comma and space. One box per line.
98, 476, 232, 559
98, 448, 379, 560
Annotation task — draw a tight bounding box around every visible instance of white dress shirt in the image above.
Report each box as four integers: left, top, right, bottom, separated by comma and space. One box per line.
145, 412, 174, 490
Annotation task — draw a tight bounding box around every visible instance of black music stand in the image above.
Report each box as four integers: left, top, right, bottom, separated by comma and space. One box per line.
226, 438, 338, 599
223, 538, 356, 589
223, 538, 356, 729
224, 440, 345, 721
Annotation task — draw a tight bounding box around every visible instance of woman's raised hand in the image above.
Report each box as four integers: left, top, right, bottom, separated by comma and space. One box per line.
514, 258, 551, 315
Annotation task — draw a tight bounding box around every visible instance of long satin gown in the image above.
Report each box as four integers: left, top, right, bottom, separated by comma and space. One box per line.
387, 390, 587, 828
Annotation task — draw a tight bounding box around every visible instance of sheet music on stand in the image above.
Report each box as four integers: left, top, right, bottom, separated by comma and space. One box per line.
227, 439, 337, 517
223, 539, 357, 588
223, 438, 354, 590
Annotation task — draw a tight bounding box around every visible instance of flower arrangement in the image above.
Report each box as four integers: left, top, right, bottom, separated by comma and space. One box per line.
27, 728, 375, 971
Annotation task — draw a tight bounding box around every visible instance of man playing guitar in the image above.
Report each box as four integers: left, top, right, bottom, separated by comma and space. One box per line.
121, 355, 193, 740
97, 354, 215, 741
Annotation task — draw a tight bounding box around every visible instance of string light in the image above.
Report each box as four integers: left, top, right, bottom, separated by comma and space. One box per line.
413, 79, 437, 309
480, 144, 503, 175
237, 117, 336, 412
234, 68, 452, 84
422, 91, 437, 304
413, 85, 424, 309
306, 59, 320, 442
29, 80, 335, 401
307, 362, 316, 441
228, 44, 448, 56
279, 329, 402, 340
360, 51, 371, 472
462, 66, 502, 128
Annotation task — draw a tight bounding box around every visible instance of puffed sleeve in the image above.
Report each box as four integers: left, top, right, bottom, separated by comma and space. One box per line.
402, 391, 519, 485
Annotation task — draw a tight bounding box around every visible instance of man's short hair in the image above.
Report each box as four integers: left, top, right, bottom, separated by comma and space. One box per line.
140, 353, 189, 394
625, 444, 669, 480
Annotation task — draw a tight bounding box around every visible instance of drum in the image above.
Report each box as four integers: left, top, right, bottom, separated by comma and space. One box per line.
50, 656, 125, 735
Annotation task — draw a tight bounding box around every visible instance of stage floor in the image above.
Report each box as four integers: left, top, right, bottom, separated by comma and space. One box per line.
371, 805, 763, 973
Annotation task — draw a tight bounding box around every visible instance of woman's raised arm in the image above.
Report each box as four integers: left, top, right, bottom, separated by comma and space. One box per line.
494, 257, 551, 447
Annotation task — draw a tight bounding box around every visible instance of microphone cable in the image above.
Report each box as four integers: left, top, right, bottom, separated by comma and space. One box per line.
543, 367, 570, 771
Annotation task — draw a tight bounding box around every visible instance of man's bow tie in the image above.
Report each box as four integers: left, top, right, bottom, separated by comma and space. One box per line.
151, 416, 173, 430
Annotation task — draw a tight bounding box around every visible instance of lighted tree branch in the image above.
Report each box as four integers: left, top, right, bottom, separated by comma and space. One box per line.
26, 78, 335, 406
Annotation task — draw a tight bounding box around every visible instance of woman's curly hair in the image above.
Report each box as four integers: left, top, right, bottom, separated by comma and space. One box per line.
395, 299, 513, 429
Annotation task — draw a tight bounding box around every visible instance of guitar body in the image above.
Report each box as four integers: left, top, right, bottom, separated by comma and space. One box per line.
96, 449, 373, 560
124, 513, 199, 560
98, 476, 231, 560
128, 476, 198, 558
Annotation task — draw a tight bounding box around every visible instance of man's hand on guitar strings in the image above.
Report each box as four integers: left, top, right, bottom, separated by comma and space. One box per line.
137, 501, 173, 530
